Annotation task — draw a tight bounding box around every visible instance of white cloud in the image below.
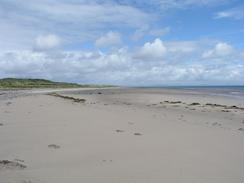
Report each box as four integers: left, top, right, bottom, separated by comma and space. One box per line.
149, 0, 229, 10
202, 42, 233, 58
134, 38, 167, 61
0, 0, 235, 52
149, 27, 171, 37
215, 11, 232, 19
0, 0, 243, 86
116, 0, 230, 10
215, 6, 244, 20
34, 34, 61, 51
95, 31, 122, 47
0, 1, 151, 50
0, 37, 243, 85
132, 25, 150, 40
132, 26, 170, 40
0, 41, 244, 85
1, 0, 230, 51
240, 51, 244, 58
166, 41, 197, 53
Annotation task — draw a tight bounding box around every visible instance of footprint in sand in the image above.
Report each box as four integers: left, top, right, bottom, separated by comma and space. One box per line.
0, 160, 27, 170
238, 128, 244, 132
115, 129, 124, 133
178, 115, 184, 120
6, 102, 12, 106
102, 159, 113, 164
23, 180, 32, 183
212, 122, 222, 126
134, 133, 142, 136
48, 144, 61, 149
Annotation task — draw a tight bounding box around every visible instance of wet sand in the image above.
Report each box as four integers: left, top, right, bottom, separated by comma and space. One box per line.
0, 88, 244, 183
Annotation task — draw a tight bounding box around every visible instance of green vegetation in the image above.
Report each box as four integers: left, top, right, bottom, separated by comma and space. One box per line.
0, 78, 115, 89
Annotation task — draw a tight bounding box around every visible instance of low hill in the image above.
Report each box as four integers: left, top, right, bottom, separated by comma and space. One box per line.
0, 78, 98, 88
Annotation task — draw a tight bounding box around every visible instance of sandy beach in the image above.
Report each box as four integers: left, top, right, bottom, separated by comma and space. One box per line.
0, 87, 244, 183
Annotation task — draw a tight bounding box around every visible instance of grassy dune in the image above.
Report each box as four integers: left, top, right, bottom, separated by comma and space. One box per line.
0, 78, 113, 88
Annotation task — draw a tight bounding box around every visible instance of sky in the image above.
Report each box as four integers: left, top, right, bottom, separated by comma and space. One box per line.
0, 0, 244, 86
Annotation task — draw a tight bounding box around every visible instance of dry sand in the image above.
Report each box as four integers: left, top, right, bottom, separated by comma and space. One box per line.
0, 88, 244, 183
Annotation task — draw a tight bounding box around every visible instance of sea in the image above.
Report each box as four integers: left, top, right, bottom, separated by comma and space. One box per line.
168, 86, 244, 99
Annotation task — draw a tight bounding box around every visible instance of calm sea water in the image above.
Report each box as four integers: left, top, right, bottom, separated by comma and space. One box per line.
170, 86, 244, 99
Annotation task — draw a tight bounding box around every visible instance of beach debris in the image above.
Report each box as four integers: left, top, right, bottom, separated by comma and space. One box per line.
0, 160, 27, 170
206, 103, 226, 107
134, 133, 142, 136
221, 110, 230, 112
163, 101, 182, 104
225, 105, 244, 110
205, 103, 244, 110
48, 93, 86, 103
14, 159, 25, 163
0, 123, 3, 126
204, 103, 244, 111
116, 129, 124, 133
97, 92, 102, 94
159, 100, 244, 112
48, 144, 61, 149
190, 102, 200, 106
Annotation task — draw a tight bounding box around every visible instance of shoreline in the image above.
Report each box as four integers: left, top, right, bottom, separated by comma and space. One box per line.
1, 85, 244, 100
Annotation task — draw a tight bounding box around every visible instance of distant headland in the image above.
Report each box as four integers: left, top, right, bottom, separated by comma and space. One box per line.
0, 78, 114, 89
